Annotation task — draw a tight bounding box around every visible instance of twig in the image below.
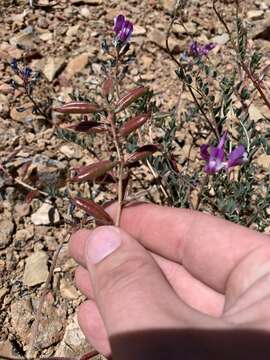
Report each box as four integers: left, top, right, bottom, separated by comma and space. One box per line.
14, 177, 48, 197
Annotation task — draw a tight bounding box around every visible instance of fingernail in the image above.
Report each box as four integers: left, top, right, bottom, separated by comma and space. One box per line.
87, 227, 122, 264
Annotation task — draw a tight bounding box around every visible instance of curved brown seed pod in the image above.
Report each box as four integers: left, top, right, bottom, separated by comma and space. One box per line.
54, 102, 101, 114
70, 160, 117, 182
126, 144, 159, 165
71, 197, 114, 225
69, 121, 107, 133
102, 77, 114, 98
115, 86, 148, 113
119, 113, 151, 137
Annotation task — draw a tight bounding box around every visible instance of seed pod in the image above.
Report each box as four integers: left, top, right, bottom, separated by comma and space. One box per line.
69, 121, 107, 133
115, 86, 148, 113
54, 101, 100, 114
119, 113, 150, 137
126, 144, 159, 165
70, 160, 117, 182
71, 196, 114, 225
102, 77, 114, 98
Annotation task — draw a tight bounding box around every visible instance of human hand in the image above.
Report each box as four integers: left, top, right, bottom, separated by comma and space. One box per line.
69, 203, 270, 359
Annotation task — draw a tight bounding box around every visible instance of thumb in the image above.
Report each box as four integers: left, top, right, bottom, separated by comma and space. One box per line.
85, 226, 185, 336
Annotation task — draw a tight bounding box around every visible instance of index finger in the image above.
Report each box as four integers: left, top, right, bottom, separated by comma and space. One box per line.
106, 203, 269, 293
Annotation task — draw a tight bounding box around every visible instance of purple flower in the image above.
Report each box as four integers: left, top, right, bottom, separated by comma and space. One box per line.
190, 41, 216, 57
114, 15, 133, 46
10, 59, 19, 73
23, 67, 32, 79
200, 131, 248, 174
10, 59, 33, 82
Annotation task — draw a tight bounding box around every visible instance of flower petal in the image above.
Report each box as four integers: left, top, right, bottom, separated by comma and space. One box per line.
200, 144, 210, 161
118, 20, 133, 43
114, 15, 125, 34
227, 145, 247, 168
217, 131, 227, 150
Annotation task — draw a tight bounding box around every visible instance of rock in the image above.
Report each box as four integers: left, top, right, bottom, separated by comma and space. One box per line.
256, 153, 270, 170
71, 0, 102, 3
211, 33, 230, 45
63, 53, 89, 80
80, 6, 91, 18
0, 340, 19, 358
55, 317, 94, 357
0, 94, 10, 117
14, 227, 34, 242
148, 29, 181, 54
31, 203, 60, 225
141, 55, 153, 68
0, 287, 8, 301
0, 83, 13, 94
10, 104, 33, 123
9, 26, 35, 48
14, 203, 30, 222
43, 56, 65, 82
33, 294, 66, 349
35, 314, 64, 349
39, 31, 53, 41
252, 14, 270, 40
133, 25, 146, 36
60, 279, 80, 299
23, 250, 49, 286
10, 299, 33, 343
161, 0, 176, 12
66, 24, 80, 37
60, 144, 82, 159
0, 219, 14, 249
249, 104, 263, 121
37, 16, 49, 29
247, 10, 264, 20
259, 2, 269, 10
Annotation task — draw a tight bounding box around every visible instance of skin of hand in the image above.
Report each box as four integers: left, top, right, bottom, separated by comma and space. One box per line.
69, 203, 270, 359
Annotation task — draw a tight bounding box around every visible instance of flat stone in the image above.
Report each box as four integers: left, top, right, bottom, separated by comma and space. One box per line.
249, 104, 263, 121
66, 24, 80, 37
161, 0, 175, 12
23, 250, 49, 286
39, 31, 53, 41
80, 6, 91, 18
256, 153, 270, 170
63, 53, 89, 80
71, 0, 102, 3
60, 279, 80, 299
31, 203, 60, 225
14, 227, 34, 242
133, 25, 146, 36
252, 14, 270, 40
10, 299, 33, 343
247, 10, 264, 20
43, 56, 65, 82
148, 29, 181, 54
10, 104, 33, 123
0, 219, 14, 249
211, 33, 230, 45
55, 317, 94, 357
9, 26, 35, 48
13, 202, 30, 222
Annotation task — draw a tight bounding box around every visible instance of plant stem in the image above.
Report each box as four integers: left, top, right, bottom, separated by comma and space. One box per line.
108, 112, 124, 226
213, 0, 270, 112
165, 10, 219, 140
